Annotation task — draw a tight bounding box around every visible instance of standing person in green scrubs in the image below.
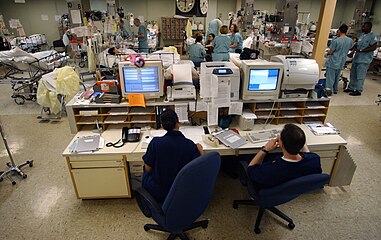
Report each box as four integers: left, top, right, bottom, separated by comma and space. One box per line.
325, 24, 353, 94
345, 22, 378, 96
212, 25, 231, 62
134, 18, 149, 53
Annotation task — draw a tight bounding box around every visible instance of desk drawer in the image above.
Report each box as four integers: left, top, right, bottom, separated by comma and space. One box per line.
71, 168, 130, 198
69, 155, 124, 162
314, 150, 338, 158
129, 160, 144, 173
309, 145, 339, 151
71, 160, 124, 168
321, 157, 335, 175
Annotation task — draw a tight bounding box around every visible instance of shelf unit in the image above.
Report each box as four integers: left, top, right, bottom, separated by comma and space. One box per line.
71, 105, 157, 132
67, 97, 330, 133
246, 98, 330, 125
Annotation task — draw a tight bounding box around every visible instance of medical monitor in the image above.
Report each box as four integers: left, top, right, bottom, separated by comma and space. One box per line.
118, 61, 164, 99
241, 60, 283, 100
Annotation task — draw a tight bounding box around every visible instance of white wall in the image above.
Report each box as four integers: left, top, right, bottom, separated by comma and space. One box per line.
0, 0, 67, 44
0, 0, 378, 46
90, 0, 107, 11
372, 0, 381, 34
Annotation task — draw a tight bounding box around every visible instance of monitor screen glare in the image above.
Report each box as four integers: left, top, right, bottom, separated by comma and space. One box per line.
248, 69, 279, 91
123, 66, 159, 93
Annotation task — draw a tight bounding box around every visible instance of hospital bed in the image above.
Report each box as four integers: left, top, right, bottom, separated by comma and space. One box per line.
0, 47, 69, 105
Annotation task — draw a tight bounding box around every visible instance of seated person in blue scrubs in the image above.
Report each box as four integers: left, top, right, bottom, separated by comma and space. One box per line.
142, 109, 204, 203
247, 124, 322, 190
189, 35, 206, 67
212, 25, 231, 62
229, 24, 243, 54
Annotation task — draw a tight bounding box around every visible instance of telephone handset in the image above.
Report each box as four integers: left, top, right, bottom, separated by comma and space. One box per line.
202, 134, 219, 147
122, 127, 141, 142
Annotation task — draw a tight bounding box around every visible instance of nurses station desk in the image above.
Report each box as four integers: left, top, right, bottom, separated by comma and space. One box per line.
62, 124, 355, 200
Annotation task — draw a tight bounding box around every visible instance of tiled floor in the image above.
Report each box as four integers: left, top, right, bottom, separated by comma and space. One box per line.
0, 69, 380, 239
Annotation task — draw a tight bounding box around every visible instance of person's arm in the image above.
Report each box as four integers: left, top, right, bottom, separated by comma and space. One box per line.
230, 42, 238, 49
327, 39, 336, 55
142, 139, 155, 173
358, 42, 377, 53
248, 138, 278, 167
196, 143, 204, 155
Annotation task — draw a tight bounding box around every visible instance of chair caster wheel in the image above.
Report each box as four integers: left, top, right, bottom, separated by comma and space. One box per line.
288, 222, 295, 229
254, 228, 261, 234
28, 161, 33, 167
202, 223, 208, 229
143, 225, 150, 232
233, 203, 238, 209
23, 174, 27, 179
12, 181, 16, 185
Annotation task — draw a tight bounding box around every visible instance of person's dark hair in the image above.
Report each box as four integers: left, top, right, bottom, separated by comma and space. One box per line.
280, 124, 306, 155
231, 24, 239, 33
339, 24, 348, 34
220, 25, 228, 34
195, 35, 203, 43
160, 108, 179, 131
364, 21, 372, 29
108, 47, 116, 55
209, 33, 215, 39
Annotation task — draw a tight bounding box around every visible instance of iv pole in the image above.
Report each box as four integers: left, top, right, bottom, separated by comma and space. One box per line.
0, 119, 33, 185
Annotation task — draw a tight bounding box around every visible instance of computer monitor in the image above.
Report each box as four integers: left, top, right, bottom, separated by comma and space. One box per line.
118, 60, 164, 99
241, 60, 283, 100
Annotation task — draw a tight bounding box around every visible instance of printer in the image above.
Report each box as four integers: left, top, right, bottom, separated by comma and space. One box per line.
270, 55, 319, 98
200, 62, 240, 101
167, 63, 197, 101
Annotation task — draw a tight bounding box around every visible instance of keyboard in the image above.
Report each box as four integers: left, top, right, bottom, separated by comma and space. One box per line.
246, 129, 280, 143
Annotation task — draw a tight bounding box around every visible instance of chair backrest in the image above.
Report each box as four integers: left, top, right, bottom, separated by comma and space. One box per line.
158, 152, 221, 232
254, 174, 330, 208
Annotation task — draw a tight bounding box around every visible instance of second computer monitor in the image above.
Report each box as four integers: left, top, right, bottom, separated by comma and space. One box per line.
241, 60, 283, 100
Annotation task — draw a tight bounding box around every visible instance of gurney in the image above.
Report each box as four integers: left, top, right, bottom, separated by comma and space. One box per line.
0, 47, 69, 105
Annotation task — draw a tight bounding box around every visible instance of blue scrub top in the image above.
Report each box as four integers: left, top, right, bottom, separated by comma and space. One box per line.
213, 35, 231, 53
326, 36, 353, 69
142, 131, 200, 203
247, 152, 322, 190
207, 19, 221, 37
353, 32, 378, 64
138, 24, 148, 52
212, 35, 231, 61
229, 32, 243, 53
189, 42, 206, 63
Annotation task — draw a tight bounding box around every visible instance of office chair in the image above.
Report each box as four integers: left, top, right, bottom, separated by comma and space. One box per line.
135, 152, 221, 240
233, 161, 329, 234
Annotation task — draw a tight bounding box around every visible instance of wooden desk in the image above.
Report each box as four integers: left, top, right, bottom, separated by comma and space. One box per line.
63, 125, 355, 199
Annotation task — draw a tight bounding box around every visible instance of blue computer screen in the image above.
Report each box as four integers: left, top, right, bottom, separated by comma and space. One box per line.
248, 69, 279, 91
123, 66, 159, 93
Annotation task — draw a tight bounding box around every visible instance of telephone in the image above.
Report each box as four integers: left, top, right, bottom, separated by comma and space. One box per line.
202, 134, 219, 147
122, 127, 141, 142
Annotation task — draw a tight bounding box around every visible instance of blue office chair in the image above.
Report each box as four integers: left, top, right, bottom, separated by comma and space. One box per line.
233, 161, 330, 234
135, 152, 221, 240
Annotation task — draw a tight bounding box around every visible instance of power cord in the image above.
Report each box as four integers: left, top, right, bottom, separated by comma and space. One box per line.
263, 100, 277, 128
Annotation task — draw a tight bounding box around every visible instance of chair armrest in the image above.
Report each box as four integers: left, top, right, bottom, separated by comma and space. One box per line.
135, 187, 164, 217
